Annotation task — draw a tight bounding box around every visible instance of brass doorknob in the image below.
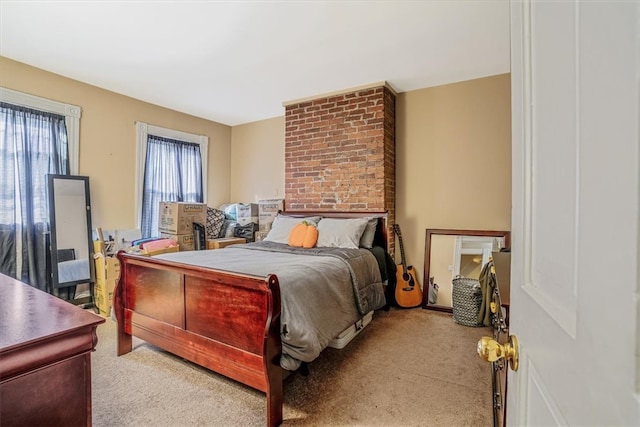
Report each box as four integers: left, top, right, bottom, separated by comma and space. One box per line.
477, 334, 519, 371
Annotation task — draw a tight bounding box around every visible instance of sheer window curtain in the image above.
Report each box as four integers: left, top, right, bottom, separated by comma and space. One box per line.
141, 135, 203, 238
0, 102, 69, 290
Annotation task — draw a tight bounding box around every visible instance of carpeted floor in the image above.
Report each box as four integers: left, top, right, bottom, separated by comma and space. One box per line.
91, 308, 493, 426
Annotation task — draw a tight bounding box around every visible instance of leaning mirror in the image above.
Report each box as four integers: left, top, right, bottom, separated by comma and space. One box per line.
47, 174, 94, 303
423, 229, 510, 311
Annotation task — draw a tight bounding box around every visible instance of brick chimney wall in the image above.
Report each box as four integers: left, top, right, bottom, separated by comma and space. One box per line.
284, 84, 396, 253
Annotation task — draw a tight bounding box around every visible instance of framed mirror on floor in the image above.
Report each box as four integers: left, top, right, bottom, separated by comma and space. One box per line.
423, 229, 510, 311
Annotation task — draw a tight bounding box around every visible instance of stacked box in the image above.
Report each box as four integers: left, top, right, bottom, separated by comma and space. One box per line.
158, 202, 206, 251
158, 202, 207, 235
254, 231, 269, 242
94, 255, 120, 317
160, 232, 194, 251
236, 203, 259, 226
258, 199, 285, 232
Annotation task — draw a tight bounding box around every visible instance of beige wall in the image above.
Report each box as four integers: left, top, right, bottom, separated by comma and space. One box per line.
396, 74, 512, 284
231, 74, 512, 285
0, 56, 232, 230
230, 116, 285, 203
2, 55, 510, 285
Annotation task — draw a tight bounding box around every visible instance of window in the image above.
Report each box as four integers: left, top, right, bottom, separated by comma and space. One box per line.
0, 87, 81, 289
135, 122, 208, 238
0, 88, 80, 173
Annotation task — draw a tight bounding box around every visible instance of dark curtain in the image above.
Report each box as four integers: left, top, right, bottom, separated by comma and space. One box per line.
141, 135, 203, 238
0, 102, 69, 291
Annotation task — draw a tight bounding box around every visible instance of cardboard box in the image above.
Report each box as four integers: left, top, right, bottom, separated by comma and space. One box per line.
93, 240, 105, 256
160, 232, 194, 251
259, 222, 273, 233
236, 203, 259, 226
258, 199, 284, 231
158, 202, 207, 235
94, 256, 120, 317
206, 237, 246, 249
254, 231, 269, 242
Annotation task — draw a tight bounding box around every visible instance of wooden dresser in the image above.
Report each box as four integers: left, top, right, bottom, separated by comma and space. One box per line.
0, 273, 105, 426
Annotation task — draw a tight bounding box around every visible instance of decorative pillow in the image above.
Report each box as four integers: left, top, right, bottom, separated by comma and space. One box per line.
316, 218, 369, 249
206, 207, 226, 239
264, 215, 322, 244
359, 217, 378, 249
288, 221, 319, 248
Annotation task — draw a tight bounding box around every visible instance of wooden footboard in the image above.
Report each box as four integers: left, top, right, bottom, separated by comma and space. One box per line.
113, 251, 283, 427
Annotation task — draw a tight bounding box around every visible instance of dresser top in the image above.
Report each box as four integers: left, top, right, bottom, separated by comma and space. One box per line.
0, 273, 105, 351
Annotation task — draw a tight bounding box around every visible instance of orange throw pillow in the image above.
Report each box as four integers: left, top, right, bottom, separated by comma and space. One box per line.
288, 221, 319, 248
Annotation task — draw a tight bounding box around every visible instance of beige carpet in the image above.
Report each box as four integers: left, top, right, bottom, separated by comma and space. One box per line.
91, 308, 493, 426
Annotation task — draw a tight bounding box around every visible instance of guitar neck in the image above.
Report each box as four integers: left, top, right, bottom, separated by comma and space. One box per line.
394, 225, 409, 272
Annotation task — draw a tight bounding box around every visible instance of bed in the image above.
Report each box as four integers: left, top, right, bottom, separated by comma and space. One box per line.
113, 211, 390, 427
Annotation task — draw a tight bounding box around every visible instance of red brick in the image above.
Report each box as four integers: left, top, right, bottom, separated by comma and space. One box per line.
284, 85, 396, 253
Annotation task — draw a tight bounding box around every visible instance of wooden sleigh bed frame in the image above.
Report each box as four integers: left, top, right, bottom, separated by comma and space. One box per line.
113, 211, 388, 427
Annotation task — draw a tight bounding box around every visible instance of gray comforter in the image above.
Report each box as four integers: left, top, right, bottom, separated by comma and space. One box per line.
155, 241, 386, 370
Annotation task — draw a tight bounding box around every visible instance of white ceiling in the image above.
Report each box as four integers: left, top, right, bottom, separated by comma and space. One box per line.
0, 1, 510, 126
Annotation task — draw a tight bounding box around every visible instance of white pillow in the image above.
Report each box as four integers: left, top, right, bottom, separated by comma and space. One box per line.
316, 218, 369, 249
359, 217, 378, 249
263, 215, 321, 244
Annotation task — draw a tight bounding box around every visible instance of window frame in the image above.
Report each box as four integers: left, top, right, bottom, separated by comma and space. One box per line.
0, 87, 81, 174
135, 121, 208, 230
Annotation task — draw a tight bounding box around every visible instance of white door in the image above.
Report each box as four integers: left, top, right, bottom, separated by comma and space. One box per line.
508, 1, 639, 426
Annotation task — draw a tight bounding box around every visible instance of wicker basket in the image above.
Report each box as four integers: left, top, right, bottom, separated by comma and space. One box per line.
451, 276, 483, 327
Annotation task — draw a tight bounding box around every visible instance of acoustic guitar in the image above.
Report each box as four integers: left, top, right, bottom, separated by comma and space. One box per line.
393, 224, 423, 308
